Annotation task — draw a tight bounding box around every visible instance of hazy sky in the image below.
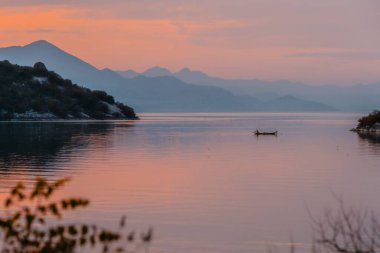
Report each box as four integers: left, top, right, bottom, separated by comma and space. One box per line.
0, 0, 379, 85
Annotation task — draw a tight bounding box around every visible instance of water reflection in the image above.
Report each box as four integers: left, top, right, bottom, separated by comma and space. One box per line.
357, 132, 380, 146
0, 114, 378, 253
0, 122, 133, 177
356, 132, 380, 158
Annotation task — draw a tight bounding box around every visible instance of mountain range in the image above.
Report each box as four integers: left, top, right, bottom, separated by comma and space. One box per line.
118, 66, 380, 112
1, 40, 374, 112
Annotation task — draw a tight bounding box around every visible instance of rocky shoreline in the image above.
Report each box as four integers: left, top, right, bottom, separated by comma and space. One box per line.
351, 125, 380, 134
1, 110, 138, 121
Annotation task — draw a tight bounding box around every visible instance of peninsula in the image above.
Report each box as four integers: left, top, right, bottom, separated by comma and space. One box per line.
0, 60, 137, 120
352, 110, 380, 133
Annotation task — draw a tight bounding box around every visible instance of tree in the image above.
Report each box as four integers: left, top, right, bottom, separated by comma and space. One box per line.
0, 177, 152, 253
357, 110, 380, 128
310, 198, 380, 253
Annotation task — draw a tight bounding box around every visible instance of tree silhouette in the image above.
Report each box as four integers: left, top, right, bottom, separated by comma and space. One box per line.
0, 177, 152, 253
310, 198, 380, 253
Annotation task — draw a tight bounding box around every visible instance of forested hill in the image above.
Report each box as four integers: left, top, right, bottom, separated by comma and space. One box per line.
0, 60, 137, 120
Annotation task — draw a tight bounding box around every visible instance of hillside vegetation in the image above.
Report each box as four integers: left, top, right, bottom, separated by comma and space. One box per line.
0, 60, 137, 120
356, 110, 380, 129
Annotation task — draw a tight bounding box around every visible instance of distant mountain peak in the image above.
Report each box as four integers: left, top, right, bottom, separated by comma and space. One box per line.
0, 39, 111, 90
143, 66, 172, 77
19, 40, 66, 56
124, 69, 139, 75
101, 67, 113, 72
25, 40, 58, 49
28, 39, 51, 45
174, 68, 210, 81
115, 69, 140, 79
178, 67, 191, 73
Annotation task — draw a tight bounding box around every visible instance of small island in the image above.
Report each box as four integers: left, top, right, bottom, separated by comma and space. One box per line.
0, 60, 138, 120
352, 110, 380, 133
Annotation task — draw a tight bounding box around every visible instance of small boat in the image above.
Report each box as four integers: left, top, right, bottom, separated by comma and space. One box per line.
254, 130, 278, 136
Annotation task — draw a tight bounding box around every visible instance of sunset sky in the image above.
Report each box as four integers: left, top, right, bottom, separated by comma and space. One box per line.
0, 0, 380, 85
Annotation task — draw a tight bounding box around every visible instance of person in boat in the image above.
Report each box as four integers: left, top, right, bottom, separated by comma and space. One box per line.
254, 129, 278, 135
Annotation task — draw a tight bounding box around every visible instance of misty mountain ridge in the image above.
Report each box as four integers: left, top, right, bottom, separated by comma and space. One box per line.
0, 40, 335, 112
0, 40, 127, 92
117, 66, 380, 112
143, 66, 172, 77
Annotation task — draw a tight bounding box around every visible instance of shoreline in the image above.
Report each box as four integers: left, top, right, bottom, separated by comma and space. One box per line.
351, 127, 380, 134
0, 119, 138, 123
0, 110, 139, 121
0, 116, 139, 122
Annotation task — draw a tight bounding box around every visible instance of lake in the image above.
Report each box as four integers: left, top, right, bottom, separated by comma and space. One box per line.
0, 113, 379, 253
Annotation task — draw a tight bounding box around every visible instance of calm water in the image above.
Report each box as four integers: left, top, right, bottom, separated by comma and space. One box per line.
0, 113, 379, 253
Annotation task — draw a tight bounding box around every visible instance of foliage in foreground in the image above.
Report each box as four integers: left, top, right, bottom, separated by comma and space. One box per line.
1, 178, 378, 253
0, 178, 152, 253
300, 195, 380, 253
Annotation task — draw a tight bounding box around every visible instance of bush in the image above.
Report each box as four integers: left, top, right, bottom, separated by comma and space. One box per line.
0, 178, 152, 253
358, 110, 380, 128
92, 91, 115, 104
309, 198, 380, 253
117, 103, 138, 119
